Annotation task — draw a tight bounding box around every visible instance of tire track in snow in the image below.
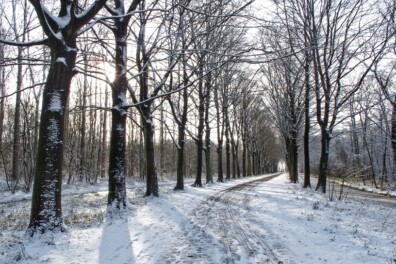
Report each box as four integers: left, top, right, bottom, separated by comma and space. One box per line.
190, 174, 285, 263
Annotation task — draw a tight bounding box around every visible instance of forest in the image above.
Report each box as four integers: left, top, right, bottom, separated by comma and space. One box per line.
0, 0, 395, 242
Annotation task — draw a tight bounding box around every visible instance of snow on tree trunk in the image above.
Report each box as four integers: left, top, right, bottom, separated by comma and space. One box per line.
27, 0, 108, 236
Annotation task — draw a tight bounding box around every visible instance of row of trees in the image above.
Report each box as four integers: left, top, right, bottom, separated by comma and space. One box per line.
0, 0, 395, 236
0, 0, 281, 235
260, 0, 395, 191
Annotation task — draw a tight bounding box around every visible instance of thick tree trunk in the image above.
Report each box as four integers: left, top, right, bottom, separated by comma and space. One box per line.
108, 26, 129, 207
28, 47, 75, 234
27, 0, 108, 236
108, 107, 127, 208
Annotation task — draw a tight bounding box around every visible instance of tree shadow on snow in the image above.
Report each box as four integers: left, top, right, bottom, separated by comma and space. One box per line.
99, 209, 135, 264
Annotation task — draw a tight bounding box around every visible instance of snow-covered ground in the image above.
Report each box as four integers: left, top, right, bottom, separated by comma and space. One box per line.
0, 173, 395, 264
336, 181, 396, 197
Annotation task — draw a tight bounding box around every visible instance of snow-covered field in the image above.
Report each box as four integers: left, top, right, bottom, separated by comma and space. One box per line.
0, 173, 395, 264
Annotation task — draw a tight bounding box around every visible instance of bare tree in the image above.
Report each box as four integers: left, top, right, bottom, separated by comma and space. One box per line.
25, 0, 108, 235
102, 0, 142, 207
308, 0, 390, 192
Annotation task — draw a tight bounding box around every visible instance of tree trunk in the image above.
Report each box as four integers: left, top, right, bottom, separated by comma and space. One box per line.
28, 46, 75, 234
225, 123, 231, 180
204, 74, 212, 184
143, 113, 159, 196
101, 87, 108, 179
290, 137, 299, 183
174, 129, 185, 190
303, 48, 311, 188
107, 15, 131, 204
108, 106, 127, 208
159, 107, 165, 179
11, 48, 23, 192
193, 65, 205, 187
214, 84, 224, 182
78, 54, 88, 182
315, 126, 330, 193
391, 99, 396, 167
0, 44, 4, 149
236, 148, 241, 177
242, 139, 247, 177
231, 139, 236, 179
27, 0, 107, 235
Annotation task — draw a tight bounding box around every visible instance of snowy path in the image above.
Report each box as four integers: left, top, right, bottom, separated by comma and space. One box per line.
166, 174, 284, 263
1, 173, 395, 264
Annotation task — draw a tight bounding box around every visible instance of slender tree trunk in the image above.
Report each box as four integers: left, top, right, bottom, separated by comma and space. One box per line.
174, 125, 185, 190
391, 99, 396, 167
159, 107, 164, 179
101, 86, 108, 179
173, 64, 188, 190
290, 136, 298, 183
214, 86, 224, 182
315, 126, 330, 193
139, 127, 145, 181
11, 48, 23, 191
303, 49, 311, 188
193, 64, 205, 187
0, 44, 4, 149
247, 148, 252, 176
143, 112, 159, 196
78, 54, 88, 182
225, 121, 231, 180
242, 139, 247, 177
204, 74, 212, 184
231, 139, 236, 179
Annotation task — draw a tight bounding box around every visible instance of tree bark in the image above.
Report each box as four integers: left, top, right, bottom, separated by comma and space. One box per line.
107, 25, 129, 207
27, 0, 108, 235
192, 63, 205, 187
391, 99, 396, 167
204, 74, 212, 184
315, 127, 330, 193
11, 48, 23, 191
143, 113, 159, 196
28, 46, 75, 234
